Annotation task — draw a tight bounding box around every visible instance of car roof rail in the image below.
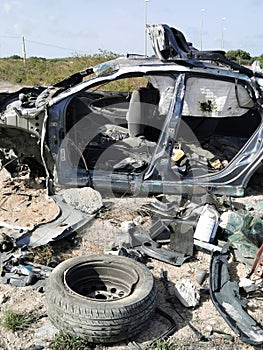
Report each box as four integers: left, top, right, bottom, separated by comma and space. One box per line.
188, 49, 254, 77
147, 24, 259, 78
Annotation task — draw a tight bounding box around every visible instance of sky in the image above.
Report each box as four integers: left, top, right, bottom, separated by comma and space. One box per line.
0, 0, 263, 59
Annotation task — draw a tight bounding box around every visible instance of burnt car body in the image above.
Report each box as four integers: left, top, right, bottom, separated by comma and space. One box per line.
1, 24, 263, 197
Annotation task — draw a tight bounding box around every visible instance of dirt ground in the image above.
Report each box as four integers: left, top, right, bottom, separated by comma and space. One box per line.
0, 167, 262, 350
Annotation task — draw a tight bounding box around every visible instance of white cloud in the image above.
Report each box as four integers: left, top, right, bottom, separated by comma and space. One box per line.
12, 22, 31, 37
79, 29, 98, 39
3, 3, 12, 14
13, 23, 22, 35
48, 15, 57, 23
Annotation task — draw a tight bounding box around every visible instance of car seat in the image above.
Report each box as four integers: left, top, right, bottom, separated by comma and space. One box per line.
127, 86, 160, 140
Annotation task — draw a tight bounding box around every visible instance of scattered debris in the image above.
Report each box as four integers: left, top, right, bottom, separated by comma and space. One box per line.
195, 268, 208, 286
174, 279, 200, 308
1, 250, 53, 291
210, 244, 263, 346
4, 189, 103, 248
193, 204, 219, 243
219, 209, 263, 259
160, 269, 208, 342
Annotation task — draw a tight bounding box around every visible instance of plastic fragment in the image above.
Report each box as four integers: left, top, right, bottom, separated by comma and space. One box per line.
174, 279, 200, 307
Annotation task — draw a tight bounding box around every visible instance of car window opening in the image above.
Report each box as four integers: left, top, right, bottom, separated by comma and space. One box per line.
173, 77, 261, 175
64, 75, 170, 174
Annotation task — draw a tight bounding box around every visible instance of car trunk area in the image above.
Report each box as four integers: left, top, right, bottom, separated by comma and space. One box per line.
178, 108, 262, 174
172, 75, 262, 175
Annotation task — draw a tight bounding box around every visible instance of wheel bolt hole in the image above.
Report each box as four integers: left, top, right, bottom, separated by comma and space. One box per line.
95, 293, 107, 300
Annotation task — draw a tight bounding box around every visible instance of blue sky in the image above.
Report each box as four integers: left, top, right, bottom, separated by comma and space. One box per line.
0, 0, 263, 58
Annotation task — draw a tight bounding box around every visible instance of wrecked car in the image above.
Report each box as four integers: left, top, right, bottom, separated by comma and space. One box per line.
1, 24, 263, 199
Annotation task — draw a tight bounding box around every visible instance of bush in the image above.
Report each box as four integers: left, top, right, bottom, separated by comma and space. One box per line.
0, 51, 119, 86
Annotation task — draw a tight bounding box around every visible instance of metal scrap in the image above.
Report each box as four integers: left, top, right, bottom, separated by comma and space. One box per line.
210, 244, 263, 346
13, 189, 102, 248
1, 251, 53, 291
248, 243, 263, 281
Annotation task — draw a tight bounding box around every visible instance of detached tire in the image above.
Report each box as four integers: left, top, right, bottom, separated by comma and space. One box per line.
45, 254, 157, 343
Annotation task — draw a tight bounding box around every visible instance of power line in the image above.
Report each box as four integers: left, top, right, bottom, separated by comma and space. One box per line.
0, 35, 75, 53
0, 35, 90, 58
0, 35, 20, 39
25, 39, 75, 52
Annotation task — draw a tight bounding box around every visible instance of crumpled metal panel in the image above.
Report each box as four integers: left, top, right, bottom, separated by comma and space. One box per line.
15, 193, 97, 248
210, 245, 263, 346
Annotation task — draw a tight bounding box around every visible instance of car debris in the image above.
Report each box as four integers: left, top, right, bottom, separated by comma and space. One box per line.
106, 187, 263, 268
107, 190, 224, 265
239, 277, 259, 294
205, 326, 234, 341
1, 263, 51, 291
0, 187, 103, 248
174, 278, 200, 308
0, 249, 53, 291
210, 244, 263, 346
195, 268, 208, 286
116, 223, 190, 266
193, 204, 219, 243
219, 208, 263, 259
160, 269, 208, 342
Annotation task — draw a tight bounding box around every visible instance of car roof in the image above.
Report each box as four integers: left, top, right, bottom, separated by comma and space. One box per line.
92, 55, 253, 83
48, 55, 253, 107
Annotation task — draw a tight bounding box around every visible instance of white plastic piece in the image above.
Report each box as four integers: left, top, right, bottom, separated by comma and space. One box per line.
174, 279, 200, 308
193, 204, 219, 243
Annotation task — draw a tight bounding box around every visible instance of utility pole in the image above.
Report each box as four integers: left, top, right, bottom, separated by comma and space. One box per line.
200, 9, 205, 50
221, 17, 226, 50
144, 0, 149, 56
22, 36, 26, 66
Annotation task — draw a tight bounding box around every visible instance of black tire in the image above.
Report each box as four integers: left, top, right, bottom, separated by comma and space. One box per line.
45, 254, 157, 343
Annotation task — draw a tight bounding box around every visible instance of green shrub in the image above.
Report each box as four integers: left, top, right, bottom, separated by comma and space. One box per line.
147, 339, 178, 350
2, 309, 36, 332
0, 51, 120, 86
49, 333, 93, 350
